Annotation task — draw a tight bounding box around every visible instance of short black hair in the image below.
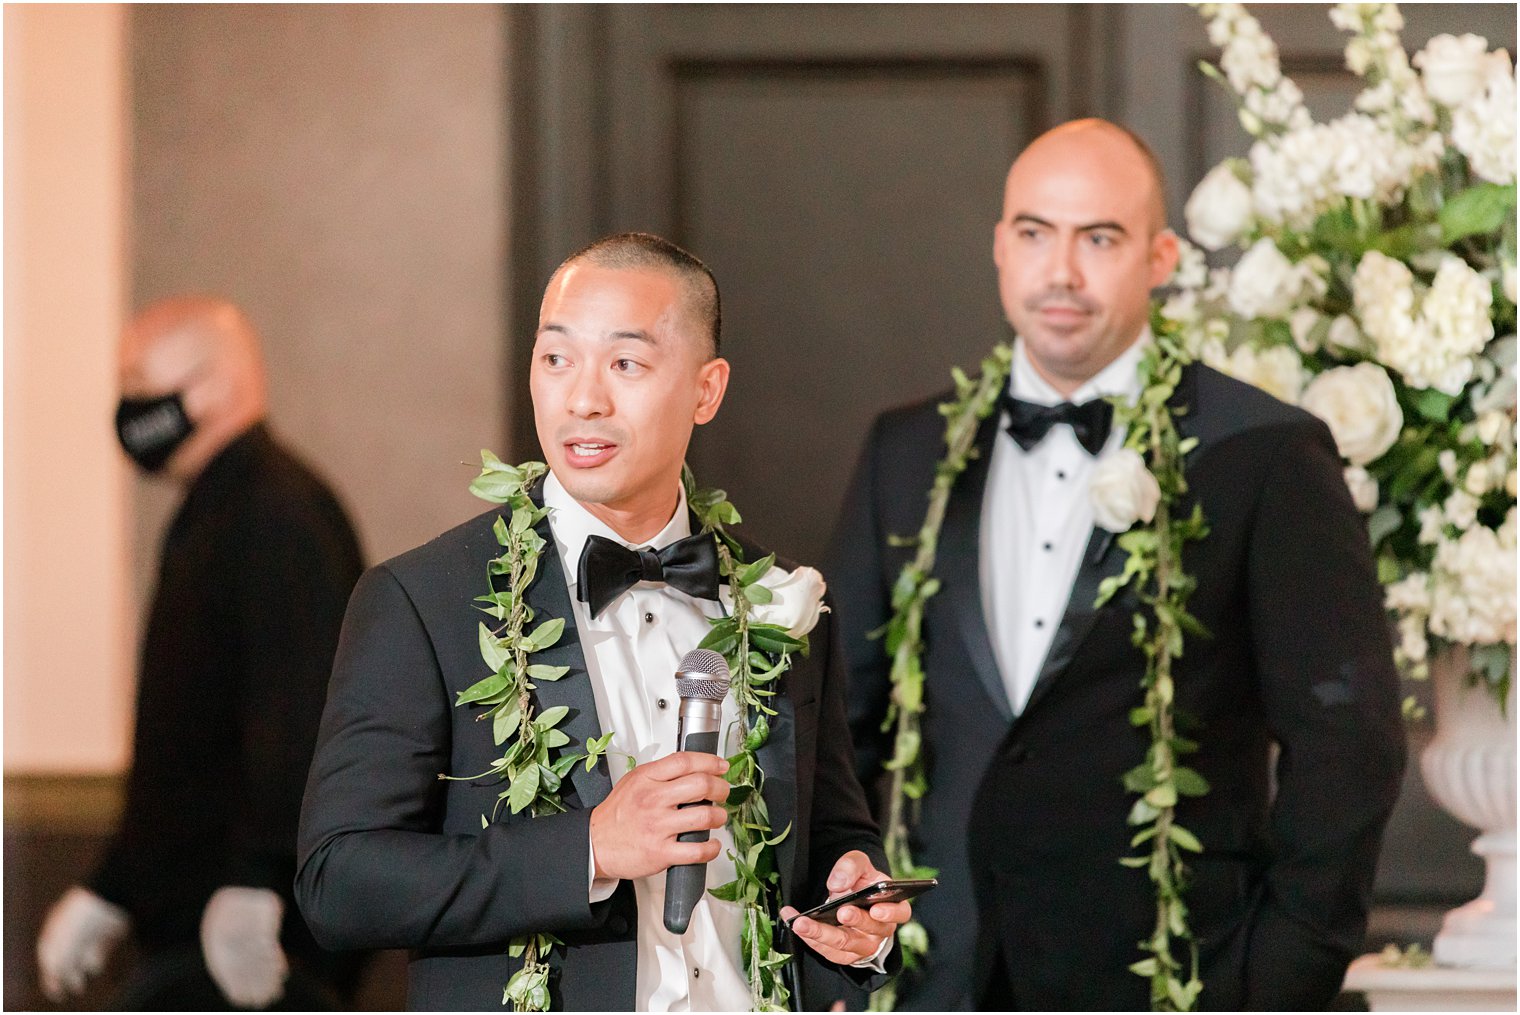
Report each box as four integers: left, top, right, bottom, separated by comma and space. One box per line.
557, 232, 722, 357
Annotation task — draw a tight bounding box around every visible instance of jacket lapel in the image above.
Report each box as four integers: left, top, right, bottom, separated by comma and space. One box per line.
1019, 526, 1124, 719
1019, 363, 1203, 719
937, 413, 1014, 722
515, 481, 613, 810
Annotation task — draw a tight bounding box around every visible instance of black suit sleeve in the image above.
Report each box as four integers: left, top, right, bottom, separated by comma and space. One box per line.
799, 596, 899, 996
826, 416, 895, 794
296, 565, 607, 951
224, 501, 359, 895
1241, 418, 1406, 1008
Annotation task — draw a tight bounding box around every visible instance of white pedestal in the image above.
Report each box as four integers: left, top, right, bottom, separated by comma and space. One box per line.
1344, 954, 1517, 1011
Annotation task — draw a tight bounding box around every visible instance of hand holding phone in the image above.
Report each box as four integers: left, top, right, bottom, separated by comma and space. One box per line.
782, 878, 938, 929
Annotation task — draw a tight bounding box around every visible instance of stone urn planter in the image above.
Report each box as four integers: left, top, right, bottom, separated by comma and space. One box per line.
1420, 646, 1517, 969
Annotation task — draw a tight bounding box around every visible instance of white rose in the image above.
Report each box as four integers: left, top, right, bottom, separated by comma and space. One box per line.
1185, 163, 1255, 251
1228, 238, 1303, 318
1299, 363, 1404, 466
1090, 449, 1162, 533
1327, 314, 1365, 352
742, 564, 827, 639
1444, 489, 1480, 530
1343, 466, 1379, 513
1413, 34, 1493, 107
1289, 307, 1324, 353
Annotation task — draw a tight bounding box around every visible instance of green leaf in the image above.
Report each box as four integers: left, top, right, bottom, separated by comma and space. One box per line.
534, 704, 569, 730
1129, 957, 1160, 977
1173, 766, 1210, 797
493, 706, 521, 745
1367, 505, 1402, 548
526, 664, 571, 682
507, 763, 541, 814
738, 553, 776, 586
479, 623, 510, 672
744, 583, 774, 605
1440, 182, 1517, 245
525, 617, 566, 652
542, 729, 570, 749
699, 629, 739, 656
457, 671, 510, 707
708, 879, 745, 902
749, 626, 803, 655
1168, 824, 1204, 853
1411, 387, 1457, 424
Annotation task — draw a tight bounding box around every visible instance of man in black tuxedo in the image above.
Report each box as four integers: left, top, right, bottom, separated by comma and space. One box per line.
297, 233, 909, 1010
829, 120, 1405, 1009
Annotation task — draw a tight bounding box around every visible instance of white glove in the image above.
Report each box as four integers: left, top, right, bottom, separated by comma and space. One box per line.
36, 886, 131, 1001
199, 886, 289, 1009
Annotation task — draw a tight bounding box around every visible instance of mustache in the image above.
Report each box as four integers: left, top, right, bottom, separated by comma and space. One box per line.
1024, 289, 1099, 314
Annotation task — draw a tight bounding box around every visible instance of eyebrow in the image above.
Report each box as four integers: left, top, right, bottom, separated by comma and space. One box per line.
537, 323, 659, 345
1012, 213, 1130, 236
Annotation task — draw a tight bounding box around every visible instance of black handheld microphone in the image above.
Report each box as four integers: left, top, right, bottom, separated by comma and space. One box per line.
663, 648, 731, 935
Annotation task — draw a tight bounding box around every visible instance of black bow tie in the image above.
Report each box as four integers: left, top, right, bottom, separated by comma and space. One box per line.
577, 532, 721, 618
1000, 392, 1114, 456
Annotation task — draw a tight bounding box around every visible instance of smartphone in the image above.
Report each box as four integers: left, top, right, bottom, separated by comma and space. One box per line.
783, 878, 938, 928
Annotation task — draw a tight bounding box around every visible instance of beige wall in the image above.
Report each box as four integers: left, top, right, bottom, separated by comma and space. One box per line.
130, 4, 510, 576
4, 4, 135, 773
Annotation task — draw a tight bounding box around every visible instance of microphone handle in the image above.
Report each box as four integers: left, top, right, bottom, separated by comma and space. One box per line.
664, 728, 721, 934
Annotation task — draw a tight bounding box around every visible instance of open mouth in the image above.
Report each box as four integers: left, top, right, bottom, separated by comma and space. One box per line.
563, 441, 619, 467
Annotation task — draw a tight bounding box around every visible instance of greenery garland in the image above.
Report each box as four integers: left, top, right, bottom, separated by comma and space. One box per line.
456, 452, 804, 1011
872, 311, 1210, 1012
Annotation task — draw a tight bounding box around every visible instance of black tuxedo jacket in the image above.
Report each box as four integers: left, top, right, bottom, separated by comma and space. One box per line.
297, 485, 890, 1010
829, 364, 1405, 1010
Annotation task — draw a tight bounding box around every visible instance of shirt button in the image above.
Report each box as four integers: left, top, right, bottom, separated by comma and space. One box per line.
1042, 541, 1053, 552
644, 612, 655, 624
693, 968, 701, 979
1034, 619, 1045, 629
657, 698, 669, 710
1055, 470, 1067, 481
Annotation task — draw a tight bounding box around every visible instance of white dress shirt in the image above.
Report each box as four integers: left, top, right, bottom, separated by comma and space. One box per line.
544, 472, 752, 1012
979, 332, 1147, 716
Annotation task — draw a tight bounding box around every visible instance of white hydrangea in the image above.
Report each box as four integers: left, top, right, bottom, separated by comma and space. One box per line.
1429, 521, 1518, 645
1199, 3, 1311, 136
1228, 238, 1321, 319
1452, 56, 1517, 184
1248, 114, 1441, 228
1354, 252, 1491, 394
1443, 489, 1480, 530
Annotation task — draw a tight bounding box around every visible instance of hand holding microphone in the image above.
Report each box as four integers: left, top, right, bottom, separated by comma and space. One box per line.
588, 651, 733, 893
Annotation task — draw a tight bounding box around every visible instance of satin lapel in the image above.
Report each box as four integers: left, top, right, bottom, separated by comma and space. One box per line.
937, 414, 1013, 722
520, 481, 613, 810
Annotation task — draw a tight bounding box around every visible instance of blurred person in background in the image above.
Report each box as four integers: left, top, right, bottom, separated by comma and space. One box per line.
36, 297, 368, 1010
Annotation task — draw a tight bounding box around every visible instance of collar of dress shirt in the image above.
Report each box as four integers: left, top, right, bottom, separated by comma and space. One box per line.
542, 470, 693, 595
1009, 326, 1151, 407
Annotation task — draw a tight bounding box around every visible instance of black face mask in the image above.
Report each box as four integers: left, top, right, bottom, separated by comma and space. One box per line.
116, 393, 194, 472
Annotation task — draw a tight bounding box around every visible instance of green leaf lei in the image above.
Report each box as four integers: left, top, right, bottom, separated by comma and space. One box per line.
872, 310, 1210, 1012
454, 452, 801, 1011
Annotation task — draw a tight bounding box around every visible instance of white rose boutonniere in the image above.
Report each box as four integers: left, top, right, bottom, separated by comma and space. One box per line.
1090, 448, 1162, 533
1299, 362, 1404, 466
723, 564, 827, 638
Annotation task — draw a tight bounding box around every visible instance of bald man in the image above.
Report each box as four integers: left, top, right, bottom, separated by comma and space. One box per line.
829, 120, 1404, 1008
37, 298, 365, 1009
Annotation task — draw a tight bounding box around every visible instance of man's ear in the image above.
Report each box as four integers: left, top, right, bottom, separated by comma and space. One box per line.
694, 357, 730, 426
1149, 229, 1181, 288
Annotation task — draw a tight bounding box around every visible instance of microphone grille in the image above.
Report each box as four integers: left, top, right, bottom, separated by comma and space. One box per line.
675, 648, 731, 701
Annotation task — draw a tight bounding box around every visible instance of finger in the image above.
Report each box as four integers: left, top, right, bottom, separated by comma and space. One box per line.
660, 804, 727, 836
644, 751, 729, 781
659, 772, 731, 807
825, 850, 873, 895
835, 905, 895, 939
665, 838, 723, 866
790, 915, 862, 956
868, 900, 912, 926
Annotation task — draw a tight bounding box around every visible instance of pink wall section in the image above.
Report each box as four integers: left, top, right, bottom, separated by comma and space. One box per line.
4, 3, 136, 773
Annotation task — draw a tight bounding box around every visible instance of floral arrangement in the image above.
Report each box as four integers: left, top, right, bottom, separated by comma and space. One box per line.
459, 453, 823, 1011
1170, 2, 1517, 704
